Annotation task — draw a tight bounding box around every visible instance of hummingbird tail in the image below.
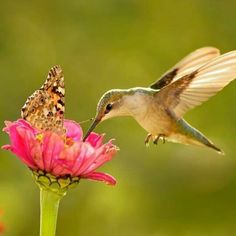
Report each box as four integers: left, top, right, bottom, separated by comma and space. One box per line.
173, 119, 225, 155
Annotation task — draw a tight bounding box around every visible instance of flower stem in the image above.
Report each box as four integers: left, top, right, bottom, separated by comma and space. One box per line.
40, 188, 62, 236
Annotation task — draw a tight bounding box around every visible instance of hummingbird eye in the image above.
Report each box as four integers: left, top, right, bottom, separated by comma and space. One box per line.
105, 103, 113, 114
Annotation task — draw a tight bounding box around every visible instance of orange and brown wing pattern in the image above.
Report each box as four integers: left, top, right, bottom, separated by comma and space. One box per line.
21, 65, 65, 134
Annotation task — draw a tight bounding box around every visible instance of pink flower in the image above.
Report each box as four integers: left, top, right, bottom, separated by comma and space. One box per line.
2, 119, 118, 185
0, 224, 3, 234
0, 210, 4, 234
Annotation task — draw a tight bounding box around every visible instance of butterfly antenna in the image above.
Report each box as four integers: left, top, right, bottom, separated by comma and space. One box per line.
78, 118, 94, 124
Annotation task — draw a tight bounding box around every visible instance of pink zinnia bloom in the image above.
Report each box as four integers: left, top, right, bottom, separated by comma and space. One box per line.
2, 119, 118, 185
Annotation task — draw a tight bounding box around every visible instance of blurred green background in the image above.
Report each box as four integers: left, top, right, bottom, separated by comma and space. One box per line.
0, 0, 236, 235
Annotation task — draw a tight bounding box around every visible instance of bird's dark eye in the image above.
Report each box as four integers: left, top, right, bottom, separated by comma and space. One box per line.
105, 103, 112, 114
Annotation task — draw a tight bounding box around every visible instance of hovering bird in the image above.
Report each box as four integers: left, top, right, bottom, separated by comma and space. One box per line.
84, 47, 236, 154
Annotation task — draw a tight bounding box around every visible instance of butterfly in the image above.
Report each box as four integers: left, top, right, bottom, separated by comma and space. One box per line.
21, 65, 65, 135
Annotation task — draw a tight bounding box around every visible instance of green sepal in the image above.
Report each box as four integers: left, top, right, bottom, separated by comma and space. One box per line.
31, 169, 80, 197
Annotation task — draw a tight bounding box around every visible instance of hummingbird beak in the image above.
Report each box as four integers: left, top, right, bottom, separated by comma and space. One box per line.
83, 118, 101, 141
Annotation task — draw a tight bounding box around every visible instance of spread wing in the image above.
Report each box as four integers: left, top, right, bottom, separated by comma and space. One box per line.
157, 51, 236, 119
150, 47, 220, 90
21, 65, 65, 134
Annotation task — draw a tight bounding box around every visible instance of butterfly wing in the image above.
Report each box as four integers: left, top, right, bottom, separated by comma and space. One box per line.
150, 47, 220, 90
156, 51, 236, 119
21, 65, 65, 134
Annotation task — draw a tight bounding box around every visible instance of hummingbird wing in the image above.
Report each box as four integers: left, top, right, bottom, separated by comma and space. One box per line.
157, 51, 236, 119
150, 47, 220, 90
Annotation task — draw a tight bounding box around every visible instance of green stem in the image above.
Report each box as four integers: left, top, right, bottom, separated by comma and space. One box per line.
40, 188, 62, 236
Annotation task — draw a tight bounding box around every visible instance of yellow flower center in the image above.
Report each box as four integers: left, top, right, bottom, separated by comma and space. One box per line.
36, 133, 44, 142
65, 137, 74, 146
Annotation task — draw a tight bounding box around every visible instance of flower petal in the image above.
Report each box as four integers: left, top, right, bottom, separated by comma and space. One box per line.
81, 143, 117, 175
86, 132, 104, 148
3, 119, 37, 134
83, 172, 117, 185
52, 142, 82, 176
1, 145, 12, 151
5, 124, 38, 168
72, 143, 95, 176
64, 120, 83, 141
42, 132, 65, 172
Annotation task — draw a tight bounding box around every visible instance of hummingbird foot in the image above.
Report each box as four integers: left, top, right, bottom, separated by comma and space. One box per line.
144, 133, 152, 146
153, 134, 166, 145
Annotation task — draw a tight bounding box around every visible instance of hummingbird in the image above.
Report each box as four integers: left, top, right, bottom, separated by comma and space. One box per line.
84, 47, 236, 154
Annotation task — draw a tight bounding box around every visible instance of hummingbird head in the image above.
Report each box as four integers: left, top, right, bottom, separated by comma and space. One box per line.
83, 89, 130, 141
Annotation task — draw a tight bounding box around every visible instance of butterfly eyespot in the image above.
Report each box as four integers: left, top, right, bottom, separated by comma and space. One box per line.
30, 107, 35, 113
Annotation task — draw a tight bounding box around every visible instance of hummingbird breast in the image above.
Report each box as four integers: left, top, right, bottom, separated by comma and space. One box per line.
140, 103, 174, 135
124, 91, 174, 135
